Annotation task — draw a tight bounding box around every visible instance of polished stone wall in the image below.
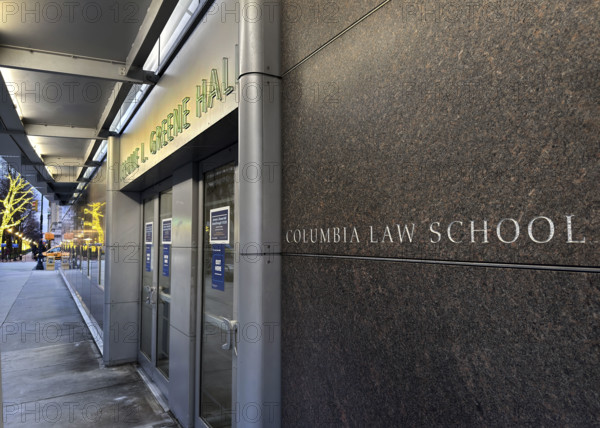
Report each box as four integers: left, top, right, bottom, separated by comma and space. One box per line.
61, 161, 107, 332
281, 0, 600, 425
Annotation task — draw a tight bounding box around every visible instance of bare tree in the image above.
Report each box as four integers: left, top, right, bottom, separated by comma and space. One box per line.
22, 214, 41, 241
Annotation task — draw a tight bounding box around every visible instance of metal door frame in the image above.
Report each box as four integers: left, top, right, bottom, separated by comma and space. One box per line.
195, 146, 238, 428
138, 177, 173, 399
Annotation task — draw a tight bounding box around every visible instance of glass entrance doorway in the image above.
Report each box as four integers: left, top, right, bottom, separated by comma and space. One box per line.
139, 188, 173, 396
198, 162, 237, 428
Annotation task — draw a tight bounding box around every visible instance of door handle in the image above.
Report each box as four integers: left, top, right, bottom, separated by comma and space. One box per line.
158, 287, 171, 304
220, 317, 238, 351
144, 286, 155, 305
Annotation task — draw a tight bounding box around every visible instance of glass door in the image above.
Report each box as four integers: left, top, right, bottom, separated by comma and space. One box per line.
139, 189, 172, 395
199, 163, 237, 428
140, 197, 155, 360
157, 189, 173, 377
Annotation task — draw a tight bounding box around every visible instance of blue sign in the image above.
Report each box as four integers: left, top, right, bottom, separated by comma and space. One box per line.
210, 207, 230, 244
145, 244, 152, 272
162, 218, 172, 244
12, 244, 18, 248
162, 244, 170, 276
211, 244, 225, 291
1, 243, 5, 247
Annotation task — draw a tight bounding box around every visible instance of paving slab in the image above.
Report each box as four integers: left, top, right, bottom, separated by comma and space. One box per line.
0, 264, 178, 427
2, 381, 179, 428
4, 303, 81, 323
1, 341, 99, 373
2, 357, 136, 403
0, 263, 34, 324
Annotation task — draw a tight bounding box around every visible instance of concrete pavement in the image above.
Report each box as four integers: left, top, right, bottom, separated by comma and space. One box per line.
0, 263, 178, 427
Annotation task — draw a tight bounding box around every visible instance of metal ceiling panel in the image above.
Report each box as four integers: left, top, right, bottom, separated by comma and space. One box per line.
0, 0, 153, 62
24, 124, 105, 139
2, 68, 117, 128
0, 46, 151, 83
28, 135, 93, 159
0, 0, 180, 205
0, 135, 22, 156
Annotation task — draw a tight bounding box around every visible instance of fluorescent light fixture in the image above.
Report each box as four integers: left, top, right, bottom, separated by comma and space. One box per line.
44, 165, 54, 179
110, 84, 148, 133
109, 0, 203, 135
83, 168, 94, 180
93, 140, 108, 162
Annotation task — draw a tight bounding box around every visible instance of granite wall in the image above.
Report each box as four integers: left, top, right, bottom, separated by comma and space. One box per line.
281, 1, 600, 426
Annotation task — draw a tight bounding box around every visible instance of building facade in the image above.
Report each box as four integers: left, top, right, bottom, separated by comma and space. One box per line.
53, 1, 599, 427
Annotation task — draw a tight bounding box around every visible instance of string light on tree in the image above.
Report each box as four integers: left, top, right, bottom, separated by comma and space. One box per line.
83, 202, 105, 244
0, 173, 34, 244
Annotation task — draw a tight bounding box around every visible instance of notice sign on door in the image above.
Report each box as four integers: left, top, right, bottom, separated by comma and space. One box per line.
210, 207, 230, 244
162, 245, 170, 276
145, 245, 152, 272
162, 218, 172, 276
162, 218, 172, 244
145, 222, 153, 272
211, 244, 225, 291
145, 222, 153, 244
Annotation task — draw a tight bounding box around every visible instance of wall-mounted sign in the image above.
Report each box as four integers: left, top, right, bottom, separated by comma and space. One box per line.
162, 218, 172, 244
210, 207, 230, 244
120, 56, 237, 180
284, 215, 588, 246
211, 244, 225, 291
118, 0, 238, 187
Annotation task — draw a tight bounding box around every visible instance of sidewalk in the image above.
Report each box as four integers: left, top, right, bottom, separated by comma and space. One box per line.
0, 264, 178, 427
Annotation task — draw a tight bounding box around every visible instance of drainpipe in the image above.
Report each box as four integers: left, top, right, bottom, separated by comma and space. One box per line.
238, 1, 281, 427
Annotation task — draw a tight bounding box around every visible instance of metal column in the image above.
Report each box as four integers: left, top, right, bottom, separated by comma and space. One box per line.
238, 1, 282, 427
104, 136, 142, 365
